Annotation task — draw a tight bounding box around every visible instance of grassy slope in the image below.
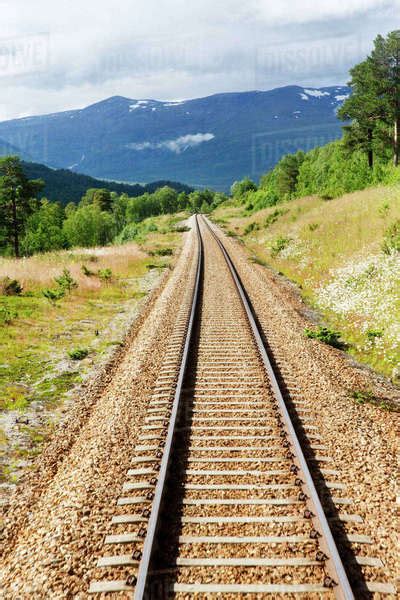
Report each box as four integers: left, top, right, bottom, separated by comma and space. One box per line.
0, 213, 187, 481
213, 185, 400, 379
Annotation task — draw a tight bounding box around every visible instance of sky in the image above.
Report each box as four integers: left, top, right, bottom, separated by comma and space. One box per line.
0, 0, 399, 122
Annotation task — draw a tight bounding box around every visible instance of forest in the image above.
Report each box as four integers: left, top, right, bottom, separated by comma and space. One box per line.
0, 157, 225, 257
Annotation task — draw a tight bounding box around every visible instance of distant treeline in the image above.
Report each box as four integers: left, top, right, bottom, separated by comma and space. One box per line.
231, 141, 400, 212
0, 156, 226, 257
22, 161, 193, 205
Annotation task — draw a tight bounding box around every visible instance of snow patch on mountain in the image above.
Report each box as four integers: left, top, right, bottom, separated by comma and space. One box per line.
163, 101, 185, 107
129, 100, 150, 111
127, 132, 215, 154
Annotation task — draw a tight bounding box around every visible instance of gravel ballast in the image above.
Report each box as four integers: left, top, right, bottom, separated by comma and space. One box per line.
1, 215, 398, 598
0, 225, 197, 598
208, 218, 398, 596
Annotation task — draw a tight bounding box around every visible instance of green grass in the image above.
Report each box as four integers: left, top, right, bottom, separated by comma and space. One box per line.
0, 212, 187, 482
214, 185, 400, 379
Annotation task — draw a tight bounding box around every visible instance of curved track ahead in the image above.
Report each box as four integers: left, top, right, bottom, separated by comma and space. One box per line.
89, 215, 387, 598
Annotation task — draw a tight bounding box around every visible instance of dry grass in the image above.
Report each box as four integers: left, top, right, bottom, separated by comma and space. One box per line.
0, 213, 188, 483
0, 243, 147, 292
214, 185, 400, 379
215, 185, 400, 285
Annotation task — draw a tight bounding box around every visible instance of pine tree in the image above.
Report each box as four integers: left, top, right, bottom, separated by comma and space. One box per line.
339, 30, 400, 167
0, 156, 44, 257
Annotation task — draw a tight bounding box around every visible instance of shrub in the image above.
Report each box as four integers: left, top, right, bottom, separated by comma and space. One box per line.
0, 277, 22, 296
55, 268, 77, 292
265, 209, 287, 228
152, 248, 173, 256
68, 348, 89, 360
98, 268, 113, 281
366, 329, 383, 341
244, 222, 259, 235
81, 264, 95, 277
382, 219, 400, 254
308, 222, 319, 232
304, 326, 345, 349
270, 236, 291, 257
351, 390, 375, 404
0, 305, 18, 324
175, 225, 190, 233
42, 287, 65, 303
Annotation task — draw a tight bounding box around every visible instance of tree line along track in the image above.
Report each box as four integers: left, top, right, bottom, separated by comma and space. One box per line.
89, 215, 394, 598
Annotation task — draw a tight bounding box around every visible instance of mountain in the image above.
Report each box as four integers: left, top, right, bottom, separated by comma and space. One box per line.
20, 161, 193, 205
0, 136, 30, 159
0, 86, 350, 190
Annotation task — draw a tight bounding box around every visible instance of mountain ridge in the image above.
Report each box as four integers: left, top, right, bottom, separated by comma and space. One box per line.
19, 161, 193, 205
0, 85, 350, 190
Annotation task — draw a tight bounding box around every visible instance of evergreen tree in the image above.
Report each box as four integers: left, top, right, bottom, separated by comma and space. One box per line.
0, 156, 44, 257
276, 151, 305, 198
81, 188, 113, 211
339, 30, 400, 167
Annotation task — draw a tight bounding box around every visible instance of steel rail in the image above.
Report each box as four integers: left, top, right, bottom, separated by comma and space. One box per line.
200, 214, 355, 600
132, 216, 203, 600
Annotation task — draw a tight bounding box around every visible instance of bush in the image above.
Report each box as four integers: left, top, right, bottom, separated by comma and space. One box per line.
265, 209, 287, 228
0, 277, 22, 296
244, 222, 259, 235
55, 268, 77, 292
351, 389, 375, 404
382, 219, 400, 254
304, 326, 345, 349
366, 329, 383, 341
98, 268, 112, 281
270, 236, 291, 257
151, 248, 173, 256
0, 305, 18, 324
68, 347, 89, 360
42, 287, 65, 303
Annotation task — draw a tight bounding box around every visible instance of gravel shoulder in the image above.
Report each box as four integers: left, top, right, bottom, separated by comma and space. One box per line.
212, 220, 399, 595
0, 224, 197, 598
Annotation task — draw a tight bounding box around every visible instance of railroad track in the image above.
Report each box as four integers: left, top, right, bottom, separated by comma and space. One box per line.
89, 215, 393, 598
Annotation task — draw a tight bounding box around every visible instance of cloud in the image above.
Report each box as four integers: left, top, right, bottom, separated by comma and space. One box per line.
127, 133, 215, 154
0, 1, 399, 120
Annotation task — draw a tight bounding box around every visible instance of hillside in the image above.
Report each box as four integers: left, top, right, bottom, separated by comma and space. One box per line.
0, 86, 350, 190
21, 161, 193, 205
212, 185, 400, 380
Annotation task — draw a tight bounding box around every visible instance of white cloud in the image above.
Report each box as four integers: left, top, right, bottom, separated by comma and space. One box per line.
127, 133, 215, 154
0, 0, 399, 120
303, 88, 331, 97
